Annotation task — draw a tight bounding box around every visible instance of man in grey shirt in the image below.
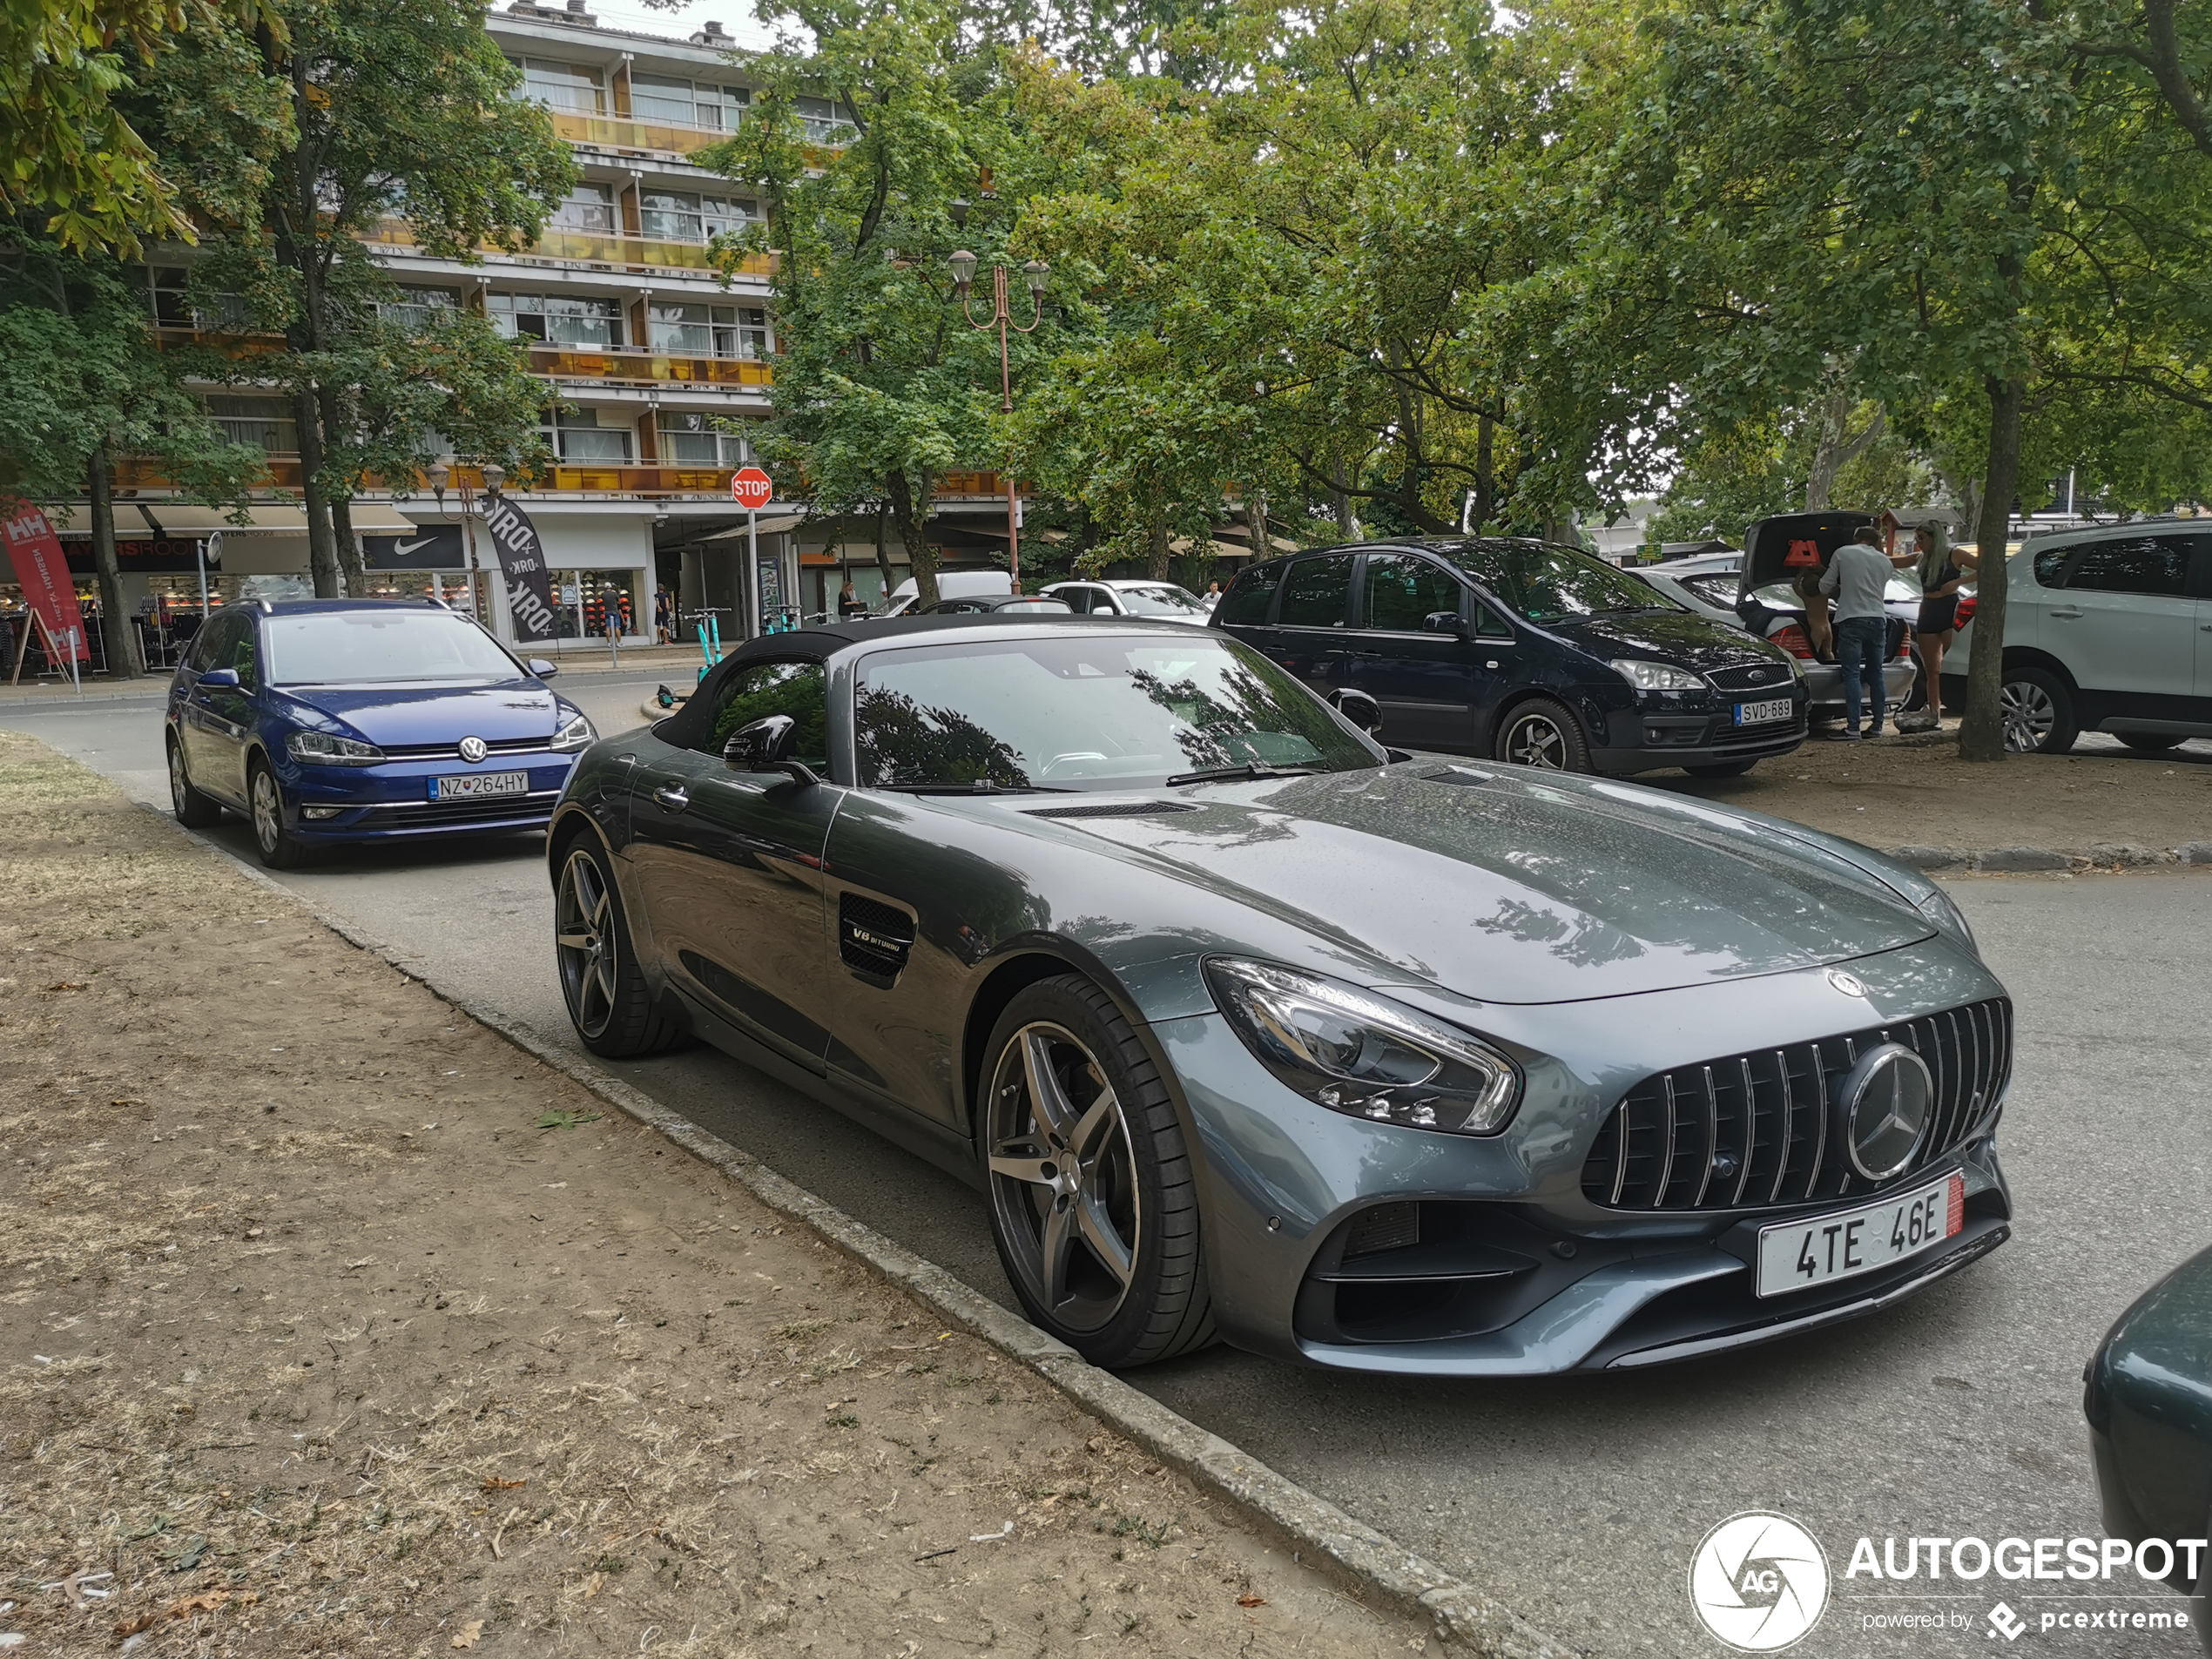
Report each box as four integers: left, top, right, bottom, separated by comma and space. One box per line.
1818, 528, 1894, 739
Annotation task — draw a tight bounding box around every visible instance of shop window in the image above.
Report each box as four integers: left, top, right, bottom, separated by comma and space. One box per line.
555, 570, 641, 638
656, 412, 750, 465
648, 303, 771, 359
207, 395, 299, 453
490, 292, 624, 349
630, 73, 748, 130
523, 58, 605, 114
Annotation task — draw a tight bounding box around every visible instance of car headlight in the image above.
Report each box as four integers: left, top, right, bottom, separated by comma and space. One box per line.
1203, 958, 1521, 1136
1913, 884, 1977, 954
286, 730, 385, 765
550, 711, 596, 752
1609, 658, 1705, 692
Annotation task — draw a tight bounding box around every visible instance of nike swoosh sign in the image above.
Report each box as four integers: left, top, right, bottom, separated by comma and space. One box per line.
389, 536, 436, 557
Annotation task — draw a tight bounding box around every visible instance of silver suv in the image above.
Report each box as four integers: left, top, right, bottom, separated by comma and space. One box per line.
1950, 521, 2212, 752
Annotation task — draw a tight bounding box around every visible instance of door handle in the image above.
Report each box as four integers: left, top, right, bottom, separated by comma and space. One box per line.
2048, 608, 2083, 619
651, 785, 691, 812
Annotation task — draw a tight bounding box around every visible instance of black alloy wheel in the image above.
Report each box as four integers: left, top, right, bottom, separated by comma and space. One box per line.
2000, 666, 2078, 754
554, 839, 685, 1059
981, 975, 1214, 1368
247, 759, 307, 869
1495, 698, 1592, 772
167, 737, 222, 828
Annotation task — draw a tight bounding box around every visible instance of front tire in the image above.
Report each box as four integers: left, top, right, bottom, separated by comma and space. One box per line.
2000, 666, 2078, 754
168, 737, 222, 828
555, 840, 685, 1058
247, 759, 307, 869
1494, 697, 1592, 772
980, 976, 1214, 1368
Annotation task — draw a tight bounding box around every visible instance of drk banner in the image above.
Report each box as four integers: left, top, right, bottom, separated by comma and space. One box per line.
478, 490, 559, 643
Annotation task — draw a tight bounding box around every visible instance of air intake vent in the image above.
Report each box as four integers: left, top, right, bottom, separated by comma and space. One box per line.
1343, 1202, 1420, 1259
1022, 800, 1201, 819
839, 893, 915, 983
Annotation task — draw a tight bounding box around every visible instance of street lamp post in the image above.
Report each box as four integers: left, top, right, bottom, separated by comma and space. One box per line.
948, 244, 1048, 584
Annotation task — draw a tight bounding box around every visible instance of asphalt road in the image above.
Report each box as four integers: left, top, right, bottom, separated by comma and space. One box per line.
10, 687, 2209, 1658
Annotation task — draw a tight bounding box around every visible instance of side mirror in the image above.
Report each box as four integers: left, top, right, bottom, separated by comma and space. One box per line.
527, 658, 559, 678
1422, 610, 1468, 637
723, 714, 820, 786
198, 666, 241, 690
1328, 686, 1384, 733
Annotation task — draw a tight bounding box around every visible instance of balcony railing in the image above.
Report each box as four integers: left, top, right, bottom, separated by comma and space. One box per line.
528, 346, 772, 388
111, 455, 743, 498
364, 219, 776, 279
939, 470, 1021, 497
549, 109, 729, 156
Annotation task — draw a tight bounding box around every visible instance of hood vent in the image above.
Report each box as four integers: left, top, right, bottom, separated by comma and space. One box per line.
1022, 800, 1200, 819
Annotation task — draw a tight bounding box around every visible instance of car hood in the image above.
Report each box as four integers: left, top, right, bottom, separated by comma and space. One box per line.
1031, 764, 1932, 1005
272, 679, 562, 745
1541, 610, 1785, 672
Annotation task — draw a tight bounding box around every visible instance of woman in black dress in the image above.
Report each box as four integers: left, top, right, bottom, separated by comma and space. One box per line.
1911, 524, 1978, 726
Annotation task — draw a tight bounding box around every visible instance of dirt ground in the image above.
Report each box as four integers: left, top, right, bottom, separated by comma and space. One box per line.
0, 732, 1428, 1658
1650, 727, 2212, 853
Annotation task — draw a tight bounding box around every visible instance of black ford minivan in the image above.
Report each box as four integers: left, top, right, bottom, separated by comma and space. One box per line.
1211, 537, 1808, 776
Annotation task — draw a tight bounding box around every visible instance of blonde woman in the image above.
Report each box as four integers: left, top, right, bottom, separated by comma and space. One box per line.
1909, 523, 1977, 726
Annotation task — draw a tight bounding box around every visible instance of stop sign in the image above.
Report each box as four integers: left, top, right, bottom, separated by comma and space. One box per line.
731, 466, 773, 511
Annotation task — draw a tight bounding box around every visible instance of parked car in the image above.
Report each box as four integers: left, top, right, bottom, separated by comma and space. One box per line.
917, 596, 1075, 616
1211, 537, 1806, 777
1946, 520, 2212, 752
165, 598, 593, 868
1042, 579, 1216, 626
2084, 1243, 2212, 1651
549, 613, 2010, 1374
1737, 512, 1919, 720
881, 571, 1013, 617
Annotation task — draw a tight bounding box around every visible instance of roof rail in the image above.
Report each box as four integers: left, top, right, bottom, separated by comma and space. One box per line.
255, 597, 273, 614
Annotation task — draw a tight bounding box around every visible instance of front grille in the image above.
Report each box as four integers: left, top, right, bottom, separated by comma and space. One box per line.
1708, 664, 1792, 692
1023, 800, 1200, 819
354, 791, 559, 829
380, 735, 549, 760
1581, 998, 2012, 1212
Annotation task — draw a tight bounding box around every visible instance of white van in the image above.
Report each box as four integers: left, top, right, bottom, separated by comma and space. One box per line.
880, 571, 1013, 617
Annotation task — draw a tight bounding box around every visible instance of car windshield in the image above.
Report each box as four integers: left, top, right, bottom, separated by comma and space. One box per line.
1680, 573, 1740, 609
1114, 584, 1210, 616
264, 610, 523, 685
1433, 540, 1679, 623
853, 634, 1379, 790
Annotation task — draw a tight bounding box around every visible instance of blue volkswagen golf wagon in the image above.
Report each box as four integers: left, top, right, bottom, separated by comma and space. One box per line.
164, 598, 595, 867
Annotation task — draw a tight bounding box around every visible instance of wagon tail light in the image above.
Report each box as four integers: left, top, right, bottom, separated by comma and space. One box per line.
1772, 624, 1816, 660
1953, 594, 1978, 628
1203, 958, 1521, 1136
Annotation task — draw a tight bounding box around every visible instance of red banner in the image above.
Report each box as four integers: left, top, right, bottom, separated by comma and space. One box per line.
3, 502, 91, 662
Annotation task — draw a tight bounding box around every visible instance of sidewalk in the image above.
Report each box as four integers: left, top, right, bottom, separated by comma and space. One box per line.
0, 732, 1420, 1658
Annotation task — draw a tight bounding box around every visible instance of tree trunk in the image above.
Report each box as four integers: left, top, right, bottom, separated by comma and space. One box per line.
295, 387, 341, 598
1244, 489, 1268, 557
873, 503, 895, 599
86, 444, 138, 678
1146, 498, 1170, 580
1958, 374, 2022, 763
885, 469, 939, 607
1329, 455, 1354, 539
332, 494, 364, 596
1805, 394, 1885, 511
1474, 413, 1495, 534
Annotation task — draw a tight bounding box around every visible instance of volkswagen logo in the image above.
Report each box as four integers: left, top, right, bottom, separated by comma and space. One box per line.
1826, 968, 1868, 997
458, 735, 489, 764
1840, 1042, 1933, 1182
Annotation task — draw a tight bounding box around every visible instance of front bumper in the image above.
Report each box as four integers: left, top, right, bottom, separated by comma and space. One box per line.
276, 751, 577, 841
1154, 939, 2013, 1376
1593, 705, 1811, 774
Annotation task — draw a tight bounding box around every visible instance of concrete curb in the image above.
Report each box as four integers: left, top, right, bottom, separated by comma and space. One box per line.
132, 799, 1571, 1659
1891, 841, 2212, 873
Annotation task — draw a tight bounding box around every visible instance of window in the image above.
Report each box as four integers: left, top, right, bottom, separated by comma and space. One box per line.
702, 660, 829, 762
1214, 563, 1283, 626
630, 73, 748, 131
264, 610, 519, 685
1680, 573, 1739, 610
1115, 584, 1210, 616
522, 59, 604, 114
793, 95, 856, 144
2057, 535, 2196, 597
649, 302, 770, 358
1276, 555, 1354, 628
152, 268, 250, 331
187, 612, 239, 673
1361, 554, 1461, 631
490, 292, 624, 349
2033, 544, 2074, 587
656, 413, 749, 465
377, 287, 458, 330
548, 184, 616, 234
1432, 538, 1661, 624
1053, 585, 1111, 615
639, 190, 759, 245
542, 408, 633, 462
206, 395, 298, 453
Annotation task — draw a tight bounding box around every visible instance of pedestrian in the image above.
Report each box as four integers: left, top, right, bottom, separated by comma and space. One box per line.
653, 588, 674, 645
1818, 526, 1895, 740
838, 578, 867, 619
1903, 524, 1977, 730
1791, 558, 1834, 662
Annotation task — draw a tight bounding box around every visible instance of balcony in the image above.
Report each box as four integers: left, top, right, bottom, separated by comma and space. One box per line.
939, 470, 1017, 497
111, 455, 741, 499
549, 108, 728, 157
364, 219, 776, 280
528, 346, 772, 388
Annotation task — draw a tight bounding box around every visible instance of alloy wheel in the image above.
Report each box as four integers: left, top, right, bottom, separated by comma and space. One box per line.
986, 1022, 1142, 1333
168, 745, 189, 814
251, 769, 283, 854
2000, 680, 2055, 752
1502, 711, 1568, 769
555, 847, 619, 1040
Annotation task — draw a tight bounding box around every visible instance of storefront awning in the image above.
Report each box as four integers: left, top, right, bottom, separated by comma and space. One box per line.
347, 502, 423, 531
46, 504, 162, 536
136, 503, 309, 534
701, 513, 807, 539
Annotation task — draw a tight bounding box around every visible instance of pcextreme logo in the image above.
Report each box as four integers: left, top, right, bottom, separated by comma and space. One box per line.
1689, 1512, 1832, 1651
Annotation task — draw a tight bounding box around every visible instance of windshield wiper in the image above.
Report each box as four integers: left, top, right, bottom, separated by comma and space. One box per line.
1164, 761, 1323, 787
876, 780, 1076, 795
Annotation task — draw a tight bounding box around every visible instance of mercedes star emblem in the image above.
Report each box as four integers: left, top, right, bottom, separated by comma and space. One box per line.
458, 735, 489, 764
1840, 1042, 1934, 1181
1827, 969, 1868, 997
